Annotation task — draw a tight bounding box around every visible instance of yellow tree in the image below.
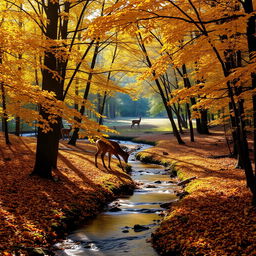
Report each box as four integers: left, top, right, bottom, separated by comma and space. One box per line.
86, 0, 256, 200
2, 0, 121, 178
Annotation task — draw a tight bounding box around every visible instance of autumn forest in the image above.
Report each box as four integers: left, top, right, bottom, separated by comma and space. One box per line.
1, 0, 256, 255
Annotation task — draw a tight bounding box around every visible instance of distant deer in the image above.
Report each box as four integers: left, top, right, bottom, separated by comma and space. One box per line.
131, 117, 141, 128
61, 125, 72, 140
95, 139, 130, 171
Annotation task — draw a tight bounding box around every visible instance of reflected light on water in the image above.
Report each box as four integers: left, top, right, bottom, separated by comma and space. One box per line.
53, 141, 177, 256
54, 235, 104, 256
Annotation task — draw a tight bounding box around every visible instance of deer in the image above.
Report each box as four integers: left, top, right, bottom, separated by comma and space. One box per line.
131, 117, 141, 128
61, 125, 72, 140
95, 139, 130, 171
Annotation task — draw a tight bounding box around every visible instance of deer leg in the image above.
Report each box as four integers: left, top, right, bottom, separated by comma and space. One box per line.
95, 150, 99, 167
115, 154, 124, 171
101, 152, 108, 170
108, 153, 112, 169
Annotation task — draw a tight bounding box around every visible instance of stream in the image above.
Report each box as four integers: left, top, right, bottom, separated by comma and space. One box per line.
53, 141, 178, 256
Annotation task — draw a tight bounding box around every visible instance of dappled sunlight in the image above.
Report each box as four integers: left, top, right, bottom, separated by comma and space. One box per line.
0, 127, 254, 255
0, 0, 254, 254
146, 128, 255, 255
103, 117, 174, 136
0, 134, 134, 251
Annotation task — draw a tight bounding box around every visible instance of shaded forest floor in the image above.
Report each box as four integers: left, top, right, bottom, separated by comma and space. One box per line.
1, 127, 256, 255
0, 135, 134, 255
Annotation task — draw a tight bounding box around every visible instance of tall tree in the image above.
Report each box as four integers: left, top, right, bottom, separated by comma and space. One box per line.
241, 0, 256, 173
136, 28, 184, 144
32, 0, 61, 178
68, 40, 100, 146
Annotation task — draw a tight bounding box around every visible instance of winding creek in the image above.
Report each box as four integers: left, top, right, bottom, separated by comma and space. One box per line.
53, 141, 178, 256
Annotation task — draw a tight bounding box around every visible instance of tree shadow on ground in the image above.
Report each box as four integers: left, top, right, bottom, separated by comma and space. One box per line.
0, 135, 133, 251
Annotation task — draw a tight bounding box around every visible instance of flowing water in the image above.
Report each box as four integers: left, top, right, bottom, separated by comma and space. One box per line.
53, 142, 177, 256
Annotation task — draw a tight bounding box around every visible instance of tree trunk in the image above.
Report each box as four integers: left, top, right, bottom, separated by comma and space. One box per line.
69, 41, 100, 146
1, 82, 10, 145
98, 92, 107, 126
32, 1, 61, 178
227, 79, 256, 201
172, 104, 184, 134
242, 0, 256, 178
181, 64, 202, 134
230, 111, 238, 158
0, 52, 10, 145
165, 104, 184, 144
180, 109, 188, 129
176, 113, 184, 134
137, 31, 184, 144
186, 103, 194, 142
15, 117, 20, 137
200, 110, 209, 134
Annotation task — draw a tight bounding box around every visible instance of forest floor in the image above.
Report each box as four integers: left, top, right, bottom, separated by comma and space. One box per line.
1, 126, 256, 255
0, 134, 134, 255
133, 128, 256, 256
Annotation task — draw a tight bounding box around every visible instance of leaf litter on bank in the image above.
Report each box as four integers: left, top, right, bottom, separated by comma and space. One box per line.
135, 129, 256, 256
0, 134, 134, 254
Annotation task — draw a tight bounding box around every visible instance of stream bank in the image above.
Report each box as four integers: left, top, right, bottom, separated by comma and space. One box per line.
3, 129, 249, 256
133, 129, 256, 256
0, 135, 136, 256
53, 141, 178, 256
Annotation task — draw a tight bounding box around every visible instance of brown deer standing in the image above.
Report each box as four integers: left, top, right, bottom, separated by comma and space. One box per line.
131, 117, 141, 128
95, 139, 130, 171
61, 125, 72, 140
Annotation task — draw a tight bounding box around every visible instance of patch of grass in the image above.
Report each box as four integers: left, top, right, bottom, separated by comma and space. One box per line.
104, 117, 175, 138
135, 152, 161, 164
175, 162, 198, 181
135, 151, 179, 169
159, 158, 173, 167
185, 179, 203, 193
103, 180, 117, 192
125, 164, 132, 173
176, 169, 190, 181
167, 161, 178, 170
